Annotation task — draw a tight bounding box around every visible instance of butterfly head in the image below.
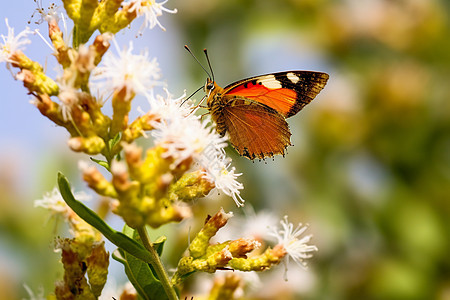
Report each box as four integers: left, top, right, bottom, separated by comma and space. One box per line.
204, 77, 215, 94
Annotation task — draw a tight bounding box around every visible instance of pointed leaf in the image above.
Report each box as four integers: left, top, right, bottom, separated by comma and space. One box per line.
109, 132, 122, 149
113, 248, 168, 300
122, 225, 167, 257
90, 157, 110, 171
154, 236, 167, 257
57, 172, 151, 263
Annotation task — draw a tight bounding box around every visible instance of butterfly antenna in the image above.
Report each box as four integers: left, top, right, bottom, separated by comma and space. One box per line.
203, 48, 215, 82
184, 45, 212, 80
181, 85, 204, 106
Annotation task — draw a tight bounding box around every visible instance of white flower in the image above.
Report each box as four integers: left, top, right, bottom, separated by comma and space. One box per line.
127, 0, 177, 31
205, 163, 245, 207
145, 89, 196, 125
0, 18, 33, 66
56, 80, 80, 122
268, 216, 318, 274
34, 187, 91, 218
33, 0, 60, 24
91, 39, 163, 97
147, 90, 245, 206
149, 90, 227, 163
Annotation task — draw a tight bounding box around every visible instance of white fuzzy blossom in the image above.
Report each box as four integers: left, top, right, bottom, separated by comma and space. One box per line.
127, 0, 177, 31
147, 90, 245, 206
149, 91, 226, 162
56, 79, 80, 122
33, 0, 60, 24
204, 162, 245, 207
268, 216, 318, 277
0, 18, 33, 67
34, 187, 91, 218
91, 39, 163, 97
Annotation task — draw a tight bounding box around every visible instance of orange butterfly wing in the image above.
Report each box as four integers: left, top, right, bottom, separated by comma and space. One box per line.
219, 98, 291, 160
223, 71, 329, 117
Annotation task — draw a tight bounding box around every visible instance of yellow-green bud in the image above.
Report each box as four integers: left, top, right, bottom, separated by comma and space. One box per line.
228, 245, 286, 272
78, 93, 111, 139
189, 208, 233, 258
228, 238, 261, 258
16, 69, 59, 96
11, 50, 59, 96
122, 112, 158, 142
144, 202, 192, 228
33, 94, 78, 135
68, 136, 106, 154
168, 170, 215, 202
111, 86, 134, 137
48, 19, 70, 68
81, 163, 118, 198
98, 2, 137, 34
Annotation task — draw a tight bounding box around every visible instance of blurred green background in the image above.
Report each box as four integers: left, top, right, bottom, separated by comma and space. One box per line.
1, 0, 450, 299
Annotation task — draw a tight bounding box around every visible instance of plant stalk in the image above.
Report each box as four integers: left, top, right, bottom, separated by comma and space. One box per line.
137, 226, 178, 300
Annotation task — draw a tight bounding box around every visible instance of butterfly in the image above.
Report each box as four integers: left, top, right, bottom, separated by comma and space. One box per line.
186, 47, 329, 160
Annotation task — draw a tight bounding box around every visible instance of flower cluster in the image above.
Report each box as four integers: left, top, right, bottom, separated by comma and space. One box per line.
147, 91, 245, 206
2, 0, 318, 299
172, 209, 317, 285
77, 88, 244, 228
1, 0, 244, 226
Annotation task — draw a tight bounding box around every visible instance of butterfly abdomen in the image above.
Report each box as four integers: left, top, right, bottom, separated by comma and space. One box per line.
207, 90, 228, 137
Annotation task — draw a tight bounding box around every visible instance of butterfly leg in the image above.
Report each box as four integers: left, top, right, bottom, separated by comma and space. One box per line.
199, 111, 210, 121
188, 95, 207, 114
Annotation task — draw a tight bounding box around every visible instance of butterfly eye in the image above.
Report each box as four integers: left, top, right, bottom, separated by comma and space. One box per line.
204, 81, 215, 92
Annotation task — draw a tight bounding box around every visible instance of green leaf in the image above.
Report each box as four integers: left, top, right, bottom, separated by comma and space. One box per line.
122, 225, 167, 257
57, 172, 151, 263
153, 236, 167, 257
122, 225, 168, 280
109, 132, 122, 150
90, 157, 110, 171
113, 247, 168, 300
115, 226, 168, 300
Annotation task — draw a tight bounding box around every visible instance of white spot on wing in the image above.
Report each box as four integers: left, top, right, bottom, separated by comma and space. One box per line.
257, 75, 282, 89
287, 72, 300, 84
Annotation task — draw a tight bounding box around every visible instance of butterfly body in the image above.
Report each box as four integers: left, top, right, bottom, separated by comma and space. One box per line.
203, 71, 329, 160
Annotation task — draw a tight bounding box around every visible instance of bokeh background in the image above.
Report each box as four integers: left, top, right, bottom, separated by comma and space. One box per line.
1, 0, 450, 299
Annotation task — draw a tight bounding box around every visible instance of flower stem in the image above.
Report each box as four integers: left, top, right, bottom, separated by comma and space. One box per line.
137, 226, 179, 300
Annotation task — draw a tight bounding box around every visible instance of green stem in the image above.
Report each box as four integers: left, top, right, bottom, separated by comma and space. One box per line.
137, 226, 178, 300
